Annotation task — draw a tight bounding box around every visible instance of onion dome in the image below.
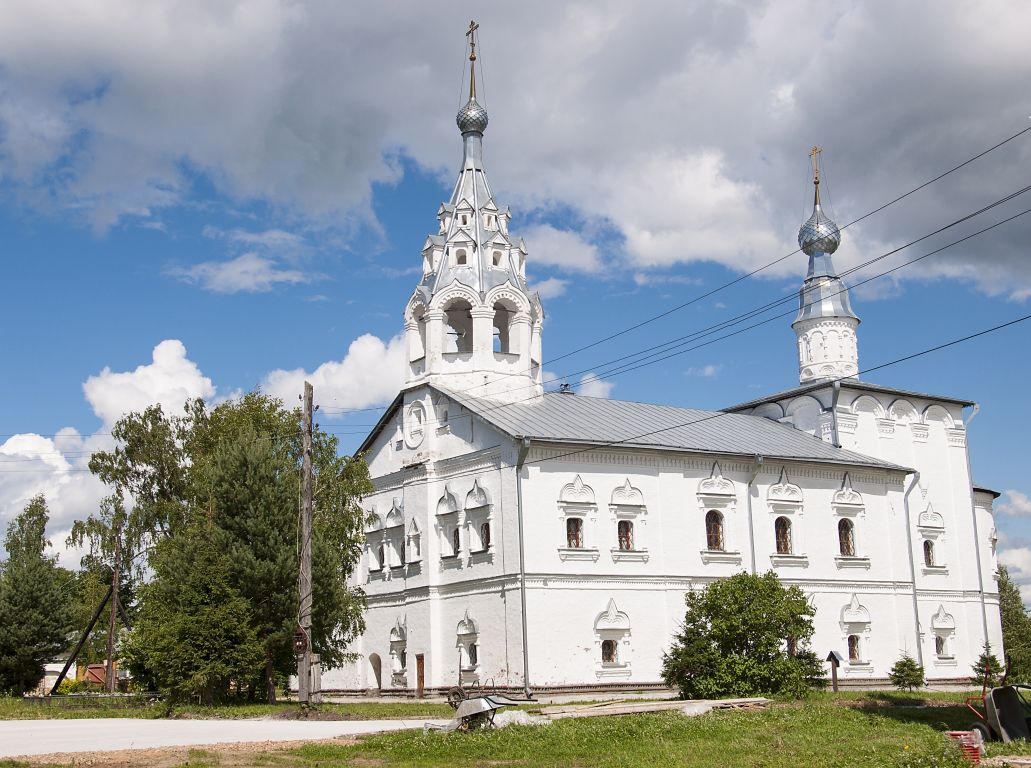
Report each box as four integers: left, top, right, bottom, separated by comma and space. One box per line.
457, 97, 488, 134
798, 201, 840, 255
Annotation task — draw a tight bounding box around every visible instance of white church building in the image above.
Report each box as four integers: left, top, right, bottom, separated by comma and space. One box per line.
325, 32, 1002, 694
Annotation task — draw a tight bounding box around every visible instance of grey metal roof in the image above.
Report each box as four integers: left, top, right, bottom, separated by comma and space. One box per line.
438, 386, 907, 472
726, 379, 975, 411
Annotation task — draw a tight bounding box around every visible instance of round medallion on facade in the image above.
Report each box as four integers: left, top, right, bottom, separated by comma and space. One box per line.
798, 207, 841, 255
404, 401, 426, 449
456, 98, 488, 134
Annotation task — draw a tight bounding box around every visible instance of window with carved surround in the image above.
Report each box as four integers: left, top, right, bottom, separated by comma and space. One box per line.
366, 511, 385, 574
464, 479, 493, 556
840, 594, 872, 669
697, 462, 740, 564
609, 478, 648, 562
768, 468, 807, 567
456, 611, 479, 683
833, 474, 869, 568
406, 519, 422, 563
557, 475, 599, 562
930, 604, 956, 663
389, 619, 407, 687
917, 503, 948, 573
594, 599, 631, 679
436, 485, 462, 563
385, 499, 405, 571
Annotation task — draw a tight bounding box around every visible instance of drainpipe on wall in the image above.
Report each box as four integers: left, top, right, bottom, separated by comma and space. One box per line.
746, 455, 764, 574
964, 404, 990, 645
830, 381, 842, 448
515, 437, 533, 699
903, 471, 924, 668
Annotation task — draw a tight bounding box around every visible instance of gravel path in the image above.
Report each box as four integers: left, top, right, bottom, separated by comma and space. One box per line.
0, 717, 446, 758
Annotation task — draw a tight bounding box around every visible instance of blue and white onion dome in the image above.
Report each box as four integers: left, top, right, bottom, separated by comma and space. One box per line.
456, 97, 488, 134
797, 203, 841, 256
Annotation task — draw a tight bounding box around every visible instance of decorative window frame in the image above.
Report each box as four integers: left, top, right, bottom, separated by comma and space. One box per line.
406, 518, 422, 564
833, 474, 870, 568
839, 594, 873, 672
557, 475, 600, 562
384, 498, 405, 575
697, 462, 742, 564
365, 511, 386, 576
768, 468, 807, 566
436, 485, 463, 565
609, 478, 649, 562
464, 479, 494, 558
594, 598, 631, 679
930, 604, 957, 665
456, 610, 480, 684
389, 618, 408, 687
917, 507, 948, 573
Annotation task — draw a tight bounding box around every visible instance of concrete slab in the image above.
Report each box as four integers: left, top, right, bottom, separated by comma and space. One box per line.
0, 717, 448, 758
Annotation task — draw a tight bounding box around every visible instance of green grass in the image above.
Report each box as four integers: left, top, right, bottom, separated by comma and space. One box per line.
292, 702, 973, 768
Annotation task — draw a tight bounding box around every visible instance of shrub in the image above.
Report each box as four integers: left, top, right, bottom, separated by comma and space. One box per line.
661, 571, 825, 699
971, 641, 1003, 688
889, 653, 925, 691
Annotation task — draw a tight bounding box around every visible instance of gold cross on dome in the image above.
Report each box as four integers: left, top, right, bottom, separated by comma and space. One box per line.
466, 20, 479, 62
810, 145, 822, 184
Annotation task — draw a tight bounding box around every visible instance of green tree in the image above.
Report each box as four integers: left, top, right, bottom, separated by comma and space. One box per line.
121, 521, 263, 704
0, 496, 74, 694
998, 566, 1031, 683
889, 653, 925, 691
661, 571, 825, 699
81, 391, 372, 702
971, 641, 1004, 688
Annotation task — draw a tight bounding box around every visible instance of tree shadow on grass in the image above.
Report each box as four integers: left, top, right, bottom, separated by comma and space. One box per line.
857, 703, 974, 732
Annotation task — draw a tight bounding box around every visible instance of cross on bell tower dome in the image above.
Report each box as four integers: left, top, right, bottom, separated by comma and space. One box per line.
402, 21, 544, 403
792, 147, 860, 384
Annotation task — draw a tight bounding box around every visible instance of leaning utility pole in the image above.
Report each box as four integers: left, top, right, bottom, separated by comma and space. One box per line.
297, 381, 314, 704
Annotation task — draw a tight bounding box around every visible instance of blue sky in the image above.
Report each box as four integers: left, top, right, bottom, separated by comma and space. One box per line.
0, 1, 1029, 601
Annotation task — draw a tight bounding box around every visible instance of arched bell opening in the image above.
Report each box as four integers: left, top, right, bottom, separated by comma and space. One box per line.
443, 299, 473, 354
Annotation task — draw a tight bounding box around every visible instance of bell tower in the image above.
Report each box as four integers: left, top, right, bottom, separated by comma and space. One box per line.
792, 147, 860, 384
403, 22, 544, 403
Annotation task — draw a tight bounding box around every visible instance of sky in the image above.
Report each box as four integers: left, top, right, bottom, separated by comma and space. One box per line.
0, 1, 1029, 603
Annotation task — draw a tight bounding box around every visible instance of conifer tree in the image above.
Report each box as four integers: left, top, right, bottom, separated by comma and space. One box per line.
998, 566, 1031, 683
971, 641, 1004, 688
889, 653, 925, 692
0, 496, 74, 694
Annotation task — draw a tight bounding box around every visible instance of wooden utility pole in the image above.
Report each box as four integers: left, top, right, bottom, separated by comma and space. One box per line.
297, 381, 314, 703
105, 523, 122, 694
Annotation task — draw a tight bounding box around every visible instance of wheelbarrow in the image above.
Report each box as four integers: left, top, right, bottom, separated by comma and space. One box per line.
966, 664, 1031, 743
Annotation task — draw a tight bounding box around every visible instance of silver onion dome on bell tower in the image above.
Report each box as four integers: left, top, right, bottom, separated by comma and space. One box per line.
457, 98, 488, 134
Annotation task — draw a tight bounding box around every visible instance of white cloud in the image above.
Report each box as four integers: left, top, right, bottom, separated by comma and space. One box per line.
530, 277, 568, 299
522, 224, 601, 273
998, 545, 1031, 606
261, 334, 407, 412
83, 339, 215, 426
577, 373, 615, 399
686, 364, 723, 379
168, 252, 312, 294
997, 490, 1031, 517
1, 2, 1031, 295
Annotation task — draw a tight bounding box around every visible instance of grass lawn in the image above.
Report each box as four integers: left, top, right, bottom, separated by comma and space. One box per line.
2, 692, 1030, 767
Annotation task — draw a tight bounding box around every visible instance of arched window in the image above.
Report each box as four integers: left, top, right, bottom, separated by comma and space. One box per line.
566, 517, 584, 548
377, 542, 386, 569
601, 639, 618, 664
443, 299, 473, 353
480, 521, 491, 549
460, 214, 468, 226
935, 635, 945, 656
705, 510, 725, 551
617, 520, 634, 551
467, 642, 478, 666
775, 516, 792, 554
923, 540, 935, 567
493, 303, 512, 354
452, 527, 461, 556
847, 634, 860, 662
492, 250, 502, 266
838, 518, 855, 557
